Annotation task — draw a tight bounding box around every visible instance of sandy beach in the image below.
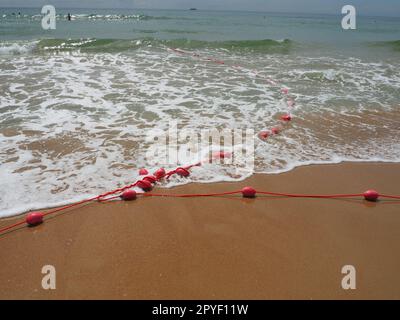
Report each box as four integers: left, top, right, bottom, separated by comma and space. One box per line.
0, 162, 399, 299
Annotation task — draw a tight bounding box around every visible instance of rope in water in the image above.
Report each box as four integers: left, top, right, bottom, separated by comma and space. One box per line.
168, 47, 296, 140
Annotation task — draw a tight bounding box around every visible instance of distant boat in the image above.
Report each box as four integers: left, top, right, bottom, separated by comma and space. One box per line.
189, 8, 197, 11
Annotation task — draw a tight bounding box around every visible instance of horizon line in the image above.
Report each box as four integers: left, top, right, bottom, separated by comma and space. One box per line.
0, 6, 399, 18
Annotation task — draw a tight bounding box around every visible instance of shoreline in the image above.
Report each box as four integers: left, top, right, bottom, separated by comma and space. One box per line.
1, 159, 400, 220
0, 161, 400, 299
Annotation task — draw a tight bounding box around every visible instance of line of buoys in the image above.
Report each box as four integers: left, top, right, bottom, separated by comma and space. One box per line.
2, 170, 399, 233
168, 47, 296, 142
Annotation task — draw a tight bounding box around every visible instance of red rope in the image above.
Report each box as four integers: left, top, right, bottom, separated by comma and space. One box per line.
379, 194, 400, 200
0, 220, 26, 233
142, 190, 242, 198
257, 191, 364, 198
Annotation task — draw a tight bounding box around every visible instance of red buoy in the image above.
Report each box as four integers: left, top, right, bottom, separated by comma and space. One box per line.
176, 168, 190, 177
143, 175, 157, 184
26, 212, 44, 226
213, 151, 231, 159
281, 114, 292, 122
281, 88, 289, 94
121, 189, 137, 201
136, 179, 153, 191
139, 168, 148, 175
154, 168, 166, 179
364, 190, 379, 202
242, 187, 256, 198
259, 131, 270, 139
271, 127, 280, 135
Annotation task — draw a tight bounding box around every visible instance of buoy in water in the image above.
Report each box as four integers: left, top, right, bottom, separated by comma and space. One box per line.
259, 131, 270, 139
26, 212, 44, 226
121, 189, 137, 201
137, 180, 153, 191
213, 151, 231, 159
154, 168, 166, 179
176, 168, 190, 177
139, 168, 148, 175
242, 187, 256, 198
271, 127, 280, 135
143, 175, 157, 184
364, 190, 379, 202
281, 114, 292, 122
281, 88, 289, 94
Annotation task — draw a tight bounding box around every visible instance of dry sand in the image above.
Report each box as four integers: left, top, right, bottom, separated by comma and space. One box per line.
0, 162, 399, 299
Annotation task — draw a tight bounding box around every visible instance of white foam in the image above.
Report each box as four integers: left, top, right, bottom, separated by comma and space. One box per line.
0, 41, 37, 55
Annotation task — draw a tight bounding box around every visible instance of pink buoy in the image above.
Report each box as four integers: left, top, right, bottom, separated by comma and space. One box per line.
121, 190, 137, 201
364, 190, 379, 202
176, 168, 190, 177
281, 114, 292, 122
271, 127, 280, 135
139, 168, 148, 175
143, 175, 157, 184
242, 187, 256, 198
213, 151, 231, 159
136, 180, 153, 191
281, 88, 289, 94
154, 168, 166, 179
26, 212, 44, 227
259, 131, 270, 139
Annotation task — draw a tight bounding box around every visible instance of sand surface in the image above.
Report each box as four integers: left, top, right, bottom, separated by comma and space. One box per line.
0, 162, 399, 299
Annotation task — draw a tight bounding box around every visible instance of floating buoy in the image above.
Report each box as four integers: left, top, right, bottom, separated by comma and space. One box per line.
136, 180, 153, 191
176, 168, 190, 177
281, 114, 292, 122
364, 190, 379, 202
26, 212, 44, 226
281, 88, 289, 94
271, 127, 280, 135
139, 168, 148, 175
259, 131, 270, 139
287, 99, 295, 107
154, 168, 166, 179
242, 187, 256, 198
143, 175, 157, 184
213, 151, 231, 159
121, 189, 137, 201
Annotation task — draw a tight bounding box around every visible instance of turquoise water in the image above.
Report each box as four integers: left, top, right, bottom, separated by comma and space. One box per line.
1, 8, 400, 55
0, 8, 400, 216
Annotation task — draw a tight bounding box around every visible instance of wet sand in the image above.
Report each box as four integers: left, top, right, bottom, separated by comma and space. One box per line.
0, 162, 399, 299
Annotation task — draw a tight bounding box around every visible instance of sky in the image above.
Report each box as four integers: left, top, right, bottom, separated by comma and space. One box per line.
0, 0, 399, 16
